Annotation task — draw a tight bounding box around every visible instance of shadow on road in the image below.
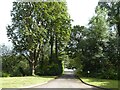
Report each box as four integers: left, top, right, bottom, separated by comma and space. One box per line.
58, 69, 76, 79
59, 74, 75, 79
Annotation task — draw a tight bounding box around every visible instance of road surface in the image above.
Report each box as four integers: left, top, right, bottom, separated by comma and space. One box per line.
2, 69, 106, 90
32, 69, 104, 89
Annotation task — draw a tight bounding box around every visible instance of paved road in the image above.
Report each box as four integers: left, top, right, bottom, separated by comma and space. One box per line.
31, 69, 104, 89
2, 69, 105, 90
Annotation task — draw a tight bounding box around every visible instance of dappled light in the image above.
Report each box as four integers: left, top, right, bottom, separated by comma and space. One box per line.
81, 77, 119, 89
0, 0, 119, 89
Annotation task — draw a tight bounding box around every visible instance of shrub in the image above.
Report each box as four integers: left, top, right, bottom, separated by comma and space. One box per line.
2, 72, 11, 77
36, 61, 63, 76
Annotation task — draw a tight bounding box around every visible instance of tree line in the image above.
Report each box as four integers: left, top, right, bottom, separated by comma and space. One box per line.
66, 2, 119, 80
2, 2, 71, 76
1, 1, 119, 80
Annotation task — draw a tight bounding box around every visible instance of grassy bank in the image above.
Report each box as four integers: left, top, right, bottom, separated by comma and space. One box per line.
80, 77, 119, 89
0, 76, 56, 88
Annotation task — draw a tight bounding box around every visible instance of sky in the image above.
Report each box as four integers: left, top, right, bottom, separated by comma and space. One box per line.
0, 0, 99, 47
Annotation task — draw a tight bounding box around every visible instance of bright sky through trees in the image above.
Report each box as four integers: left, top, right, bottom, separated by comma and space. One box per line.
0, 0, 99, 46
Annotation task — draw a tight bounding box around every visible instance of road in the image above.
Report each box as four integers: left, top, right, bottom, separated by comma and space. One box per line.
2, 69, 106, 90
31, 69, 104, 89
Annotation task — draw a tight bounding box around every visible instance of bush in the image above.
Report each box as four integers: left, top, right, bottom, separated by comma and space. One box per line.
0, 71, 2, 77
2, 54, 30, 77
2, 72, 11, 77
36, 61, 63, 76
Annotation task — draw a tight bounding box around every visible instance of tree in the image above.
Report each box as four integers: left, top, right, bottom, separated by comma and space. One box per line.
7, 2, 49, 75
66, 25, 88, 72
43, 2, 71, 74
86, 6, 111, 77
0, 45, 12, 77
7, 2, 71, 76
98, 1, 119, 79
98, 1, 120, 36
0, 45, 26, 77
66, 6, 118, 79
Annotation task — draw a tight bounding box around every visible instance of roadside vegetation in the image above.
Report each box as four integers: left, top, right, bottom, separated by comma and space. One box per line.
0, 1, 119, 89
65, 1, 119, 89
66, 1, 119, 82
1, 2, 71, 77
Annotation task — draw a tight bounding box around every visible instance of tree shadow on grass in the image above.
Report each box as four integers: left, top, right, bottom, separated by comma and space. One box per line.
79, 77, 119, 90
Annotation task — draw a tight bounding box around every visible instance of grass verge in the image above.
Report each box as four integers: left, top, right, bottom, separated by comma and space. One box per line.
0, 76, 56, 88
80, 77, 119, 89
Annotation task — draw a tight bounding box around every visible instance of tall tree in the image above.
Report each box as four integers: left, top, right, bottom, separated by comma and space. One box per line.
46, 2, 71, 74
45, 2, 71, 63
7, 2, 71, 75
86, 6, 110, 75
98, 1, 120, 36
67, 6, 112, 78
98, 1, 120, 79
7, 2, 48, 75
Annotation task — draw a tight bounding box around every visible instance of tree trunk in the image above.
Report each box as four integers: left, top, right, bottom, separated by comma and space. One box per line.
29, 61, 35, 76
41, 45, 44, 69
55, 34, 58, 62
32, 63, 35, 76
50, 35, 54, 63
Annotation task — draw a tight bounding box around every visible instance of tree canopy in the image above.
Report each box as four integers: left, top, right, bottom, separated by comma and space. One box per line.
4, 1, 119, 80
7, 2, 71, 76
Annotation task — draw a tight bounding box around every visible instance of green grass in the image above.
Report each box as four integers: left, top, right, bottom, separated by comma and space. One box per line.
0, 76, 56, 88
80, 77, 119, 89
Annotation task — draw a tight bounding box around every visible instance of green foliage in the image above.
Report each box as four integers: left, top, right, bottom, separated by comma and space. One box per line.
7, 2, 71, 76
1, 45, 30, 77
98, 1, 120, 35
2, 53, 30, 77
2, 72, 11, 77
36, 63, 63, 76
5, 1, 118, 80
98, 1, 120, 80
36, 53, 63, 76
66, 5, 118, 80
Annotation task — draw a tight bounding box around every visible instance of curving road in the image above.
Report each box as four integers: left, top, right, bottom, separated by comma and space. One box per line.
32, 69, 104, 89
2, 69, 106, 90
